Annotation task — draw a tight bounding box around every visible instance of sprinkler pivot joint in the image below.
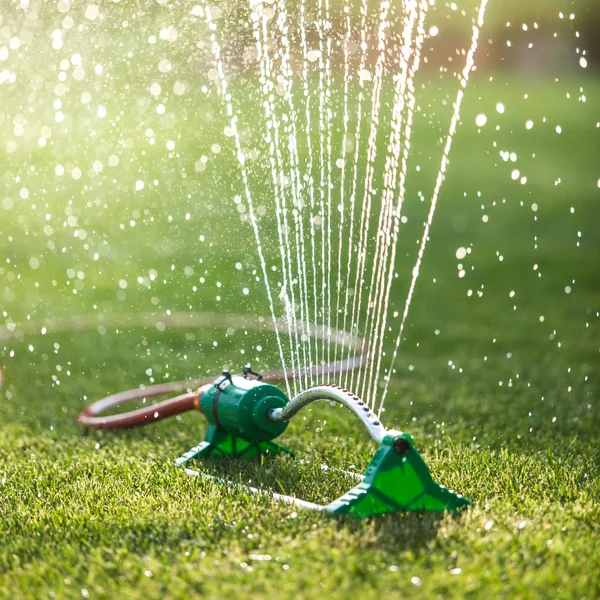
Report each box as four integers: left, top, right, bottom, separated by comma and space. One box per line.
393, 435, 411, 455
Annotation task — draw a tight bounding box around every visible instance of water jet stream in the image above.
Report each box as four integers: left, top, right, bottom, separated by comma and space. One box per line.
354, 0, 421, 407
340, 0, 371, 391
275, 0, 313, 390
346, 0, 394, 396
252, 8, 299, 394
203, 3, 291, 398
364, 0, 428, 409
379, 0, 489, 415
201, 0, 489, 416
332, 3, 352, 377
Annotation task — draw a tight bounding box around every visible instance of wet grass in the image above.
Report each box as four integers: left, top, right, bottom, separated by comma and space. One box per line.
1, 69, 600, 599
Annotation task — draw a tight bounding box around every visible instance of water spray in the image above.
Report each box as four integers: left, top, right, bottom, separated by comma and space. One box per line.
74, 315, 471, 518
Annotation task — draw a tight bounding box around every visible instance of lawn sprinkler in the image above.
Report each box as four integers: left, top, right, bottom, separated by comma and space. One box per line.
79, 359, 471, 518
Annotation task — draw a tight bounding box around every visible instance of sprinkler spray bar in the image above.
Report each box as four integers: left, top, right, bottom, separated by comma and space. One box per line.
267, 384, 388, 444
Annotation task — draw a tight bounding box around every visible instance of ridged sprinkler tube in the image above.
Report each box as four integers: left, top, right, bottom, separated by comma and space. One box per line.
267, 384, 387, 445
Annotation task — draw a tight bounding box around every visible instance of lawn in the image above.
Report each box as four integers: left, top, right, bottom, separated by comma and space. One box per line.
1, 6, 599, 597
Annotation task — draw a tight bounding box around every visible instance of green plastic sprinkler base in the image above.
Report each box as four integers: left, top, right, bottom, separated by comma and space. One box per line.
325, 431, 471, 517
174, 424, 293, 466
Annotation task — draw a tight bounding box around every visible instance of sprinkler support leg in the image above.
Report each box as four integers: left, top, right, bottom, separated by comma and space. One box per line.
174, 424, 293, 466
326, 431, 471, 517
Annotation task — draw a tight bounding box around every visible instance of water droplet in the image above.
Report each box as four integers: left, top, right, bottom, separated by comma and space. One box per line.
158, 59, 172, 73
84, 5, 99, 20
455, 247, 467, 260
358, 68, 371, 82
475, 114, 487, 127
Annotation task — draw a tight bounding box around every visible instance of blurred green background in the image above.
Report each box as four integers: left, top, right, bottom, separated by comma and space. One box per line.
0, 1, 599, 598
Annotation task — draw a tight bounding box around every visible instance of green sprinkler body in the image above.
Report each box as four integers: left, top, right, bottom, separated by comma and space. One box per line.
175, 370, 295, 463
174, 367, 472, 517
200, 372, 288, 442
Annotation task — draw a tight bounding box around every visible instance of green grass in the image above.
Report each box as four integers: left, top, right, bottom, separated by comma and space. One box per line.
1, 11, 600, 596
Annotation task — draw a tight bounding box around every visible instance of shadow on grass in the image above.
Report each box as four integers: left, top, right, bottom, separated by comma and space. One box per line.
180, 454, 463, 550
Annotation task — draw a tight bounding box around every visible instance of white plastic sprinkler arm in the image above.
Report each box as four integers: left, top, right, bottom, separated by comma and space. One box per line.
268, 384, 387, 445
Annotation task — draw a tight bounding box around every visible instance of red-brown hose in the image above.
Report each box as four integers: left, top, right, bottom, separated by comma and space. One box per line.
77, 389, 204, 430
